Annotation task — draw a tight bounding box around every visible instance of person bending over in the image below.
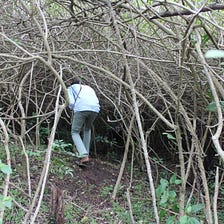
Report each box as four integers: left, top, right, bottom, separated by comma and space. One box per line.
67, 80, 100, 166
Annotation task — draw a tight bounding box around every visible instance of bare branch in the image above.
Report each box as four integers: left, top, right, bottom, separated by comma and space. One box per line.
149, 3, 224, 20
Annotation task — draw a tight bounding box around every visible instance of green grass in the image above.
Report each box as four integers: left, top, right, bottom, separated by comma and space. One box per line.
1, 143, 224, 223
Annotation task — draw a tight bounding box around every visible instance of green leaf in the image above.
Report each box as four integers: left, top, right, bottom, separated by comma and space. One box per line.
175, 179, 182, 185
186, 205, 192, 214
156, 186, 163, 197
168, 190, 177, 199
201, 34, 210, 47
166, 216, 176, 224
172, 204, 180, 213
170, 175, 176, 184
3, 196, 12, 209
190, 204, 204, 213
0, 163, 12, 175
160, 190, 169, 205
186, 203, 204, 215
206, 101, 224, 112
13, 39, 22, 45
170, 175, 182, 185
160, 178, 169, 188
205, 49, 224, 58
179, 215, 188, 224
206, 102, 217, 112
163, 132, 176, 140
188, 217, 201, 224
159, 209, 167, 219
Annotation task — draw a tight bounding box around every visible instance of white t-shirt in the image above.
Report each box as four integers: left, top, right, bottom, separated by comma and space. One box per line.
67, 84, 100, 113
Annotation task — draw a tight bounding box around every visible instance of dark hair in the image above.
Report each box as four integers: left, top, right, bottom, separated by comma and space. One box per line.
71, 80, 81, 85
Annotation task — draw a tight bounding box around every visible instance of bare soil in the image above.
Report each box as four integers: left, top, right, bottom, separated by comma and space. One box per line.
48, 156, 130, 223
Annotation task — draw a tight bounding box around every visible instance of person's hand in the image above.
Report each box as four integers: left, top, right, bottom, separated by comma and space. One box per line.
67, 107, 73, 115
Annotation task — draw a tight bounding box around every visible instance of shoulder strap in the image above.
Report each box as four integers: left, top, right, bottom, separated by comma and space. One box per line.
71, 84, 82, 110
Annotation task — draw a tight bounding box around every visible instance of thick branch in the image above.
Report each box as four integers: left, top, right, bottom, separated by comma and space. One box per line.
150, 4, 224, 20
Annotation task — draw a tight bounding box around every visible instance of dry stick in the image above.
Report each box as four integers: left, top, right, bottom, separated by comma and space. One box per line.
18, 70, 33, 198
22, 63, 67, 223
30, 89, 65, 224
195, 30, 224, 161
53, 54, 176, 130
28, 64, 66, 223
34, 80, 40, 148
12, 198, 29, 213
213, 167, 220, 224
17, 69, 29, 139
108, 3, 160, 223
173, 1, 224, 32
174, 125, 186, 217
135, 57, 213, 222
176, 12, 200, 216
18, 136, 32, 198
0, 118, 11, 222
135, 54, 185, 218
6, 16, 69, 224
25, 62, 35, 115
126, 123, 136, 224
0, 31, 68, 101
20, 0, 52, 64
180, 117, 194, 184
149, 3, 224, 20
112, 114, 135, 200
22, 101, 65, 222
126, 189, 135, 224
195, 29, 219, 224
186, 178, 197, 206
123, 2, 177, 38
196, 146, 213, 223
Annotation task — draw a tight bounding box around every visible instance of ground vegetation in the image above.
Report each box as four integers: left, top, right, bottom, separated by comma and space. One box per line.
0, 0, 224, 223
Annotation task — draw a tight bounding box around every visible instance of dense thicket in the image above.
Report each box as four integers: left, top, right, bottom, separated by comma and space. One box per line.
0, 0, 224, 223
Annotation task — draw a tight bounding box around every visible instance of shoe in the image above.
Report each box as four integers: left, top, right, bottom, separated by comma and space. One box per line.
80, 156, 89, 163
75, 156, 89, 168
75, 160, 88, 167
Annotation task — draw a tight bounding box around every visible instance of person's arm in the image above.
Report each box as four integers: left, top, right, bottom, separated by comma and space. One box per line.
67, 87, 75, 110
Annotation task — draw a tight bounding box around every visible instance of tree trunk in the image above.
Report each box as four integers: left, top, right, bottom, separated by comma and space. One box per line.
50, 185, 65, 224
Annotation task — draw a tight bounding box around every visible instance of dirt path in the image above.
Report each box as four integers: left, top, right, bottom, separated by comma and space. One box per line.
48, 158, 129, 223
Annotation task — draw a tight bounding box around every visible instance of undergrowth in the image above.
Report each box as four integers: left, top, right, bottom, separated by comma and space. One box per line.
0, 142, 224, 223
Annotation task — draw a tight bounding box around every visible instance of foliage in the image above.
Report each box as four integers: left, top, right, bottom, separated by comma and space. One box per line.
95, 135, 117, 148
156, 175, 204, 224
3, 189, 26, 223
156, 175, 180, 220
162, 132, 176, 141
0, 160, 12, 175
1, 142, 223, 223
0, 195, 12, 212
206, 101, 224, 112
39, 127, 51, 143
25, 148, 44, 159
0, 161, 12, 224
52, 139, 73, 152
46, 1, 68, 18
100, 184, 114, 198
50, 158, 74, 178
111, 201, 132, 223
50, 139, 74, 178
1, 0, 224, 222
